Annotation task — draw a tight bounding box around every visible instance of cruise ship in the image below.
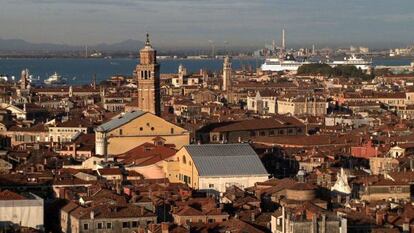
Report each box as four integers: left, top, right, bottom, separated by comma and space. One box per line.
261, 54, 314, 72
261, 54, 372, 72
44, 72, 66, 85
327, 54, 372, 71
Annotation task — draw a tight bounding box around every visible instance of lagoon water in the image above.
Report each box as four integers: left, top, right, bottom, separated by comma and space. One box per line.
0, 57, 411, 85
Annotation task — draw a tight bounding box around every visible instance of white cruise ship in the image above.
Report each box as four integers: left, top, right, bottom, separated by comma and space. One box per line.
44, 72, 66, 85
261, 53, 372, 72
261, 54, 314, 72
328, 54, 372, 71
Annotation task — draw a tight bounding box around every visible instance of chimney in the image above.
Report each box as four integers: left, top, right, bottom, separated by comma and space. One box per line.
311, 215, 317, 233
251, 212, 256, 222
161, 222, 169, 233
321, 214, 326, 233
403, 222, 409, 232
376, 211, 385, 225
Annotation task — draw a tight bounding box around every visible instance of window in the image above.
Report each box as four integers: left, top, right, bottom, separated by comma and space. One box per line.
269, 130, 274, 136
132, 221, 138, 228
97, 222, 103, 229
119, 129, 123, 135
106, 222, 112, 229
170, 128, 174, 134
139, 127, 143, 131
250, 131, 256, 137
260, 131, 266, 136
182, 156, 186, 164
209, 184, 214, 188
183, 175, 191, 184
151, 127, 154, 131
83, 224, 89, 230
122, 222, 130, 228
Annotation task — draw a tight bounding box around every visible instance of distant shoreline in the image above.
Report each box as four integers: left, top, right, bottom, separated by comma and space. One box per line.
0, 55, 413, 60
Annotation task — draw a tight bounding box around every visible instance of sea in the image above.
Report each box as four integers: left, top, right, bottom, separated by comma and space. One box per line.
0, 57, 412, 85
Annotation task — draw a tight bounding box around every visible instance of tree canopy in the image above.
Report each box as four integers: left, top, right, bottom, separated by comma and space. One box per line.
297, 64, 374, 80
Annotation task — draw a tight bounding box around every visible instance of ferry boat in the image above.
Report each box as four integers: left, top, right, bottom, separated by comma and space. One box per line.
261, 54, 314, 72
44, 72, 66, 85
328, 54, 372, 71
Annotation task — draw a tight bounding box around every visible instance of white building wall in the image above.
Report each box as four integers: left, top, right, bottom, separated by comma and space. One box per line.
263, 98, 277, 114
271, 215, 277, 233
0, 196, 44, 230
247, 97, 257, 112
199, 175, 268, 193
277, 101, 295, 115
172, 78, 181, 87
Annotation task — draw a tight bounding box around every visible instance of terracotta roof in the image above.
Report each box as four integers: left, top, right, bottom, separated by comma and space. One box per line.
210, 116, 304, 132
69, 203, 155, 220
119, 142, 176, 166
189, 218, 265, 233
97, 168, 123, 176
253, 134, 361, 147
288, 182, 317, 191
8, 123, 48, 132
0, 190, 26, 200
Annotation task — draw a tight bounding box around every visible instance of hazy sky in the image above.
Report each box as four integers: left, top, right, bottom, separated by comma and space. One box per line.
1, 0, 413, 48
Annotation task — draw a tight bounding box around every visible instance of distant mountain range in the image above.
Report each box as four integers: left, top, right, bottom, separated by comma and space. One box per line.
0, 38, 144, 52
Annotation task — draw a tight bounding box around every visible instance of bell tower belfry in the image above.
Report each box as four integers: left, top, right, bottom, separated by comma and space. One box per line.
135, 33, 161, 115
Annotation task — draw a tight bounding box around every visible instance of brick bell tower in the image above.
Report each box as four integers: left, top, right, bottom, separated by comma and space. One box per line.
135, 33, 160, 115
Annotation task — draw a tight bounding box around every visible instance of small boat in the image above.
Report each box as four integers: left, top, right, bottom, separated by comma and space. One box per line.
29, 75, 41, 85
0, 75, 8, 82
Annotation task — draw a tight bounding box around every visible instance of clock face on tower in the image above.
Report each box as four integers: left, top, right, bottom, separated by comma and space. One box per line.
135, 34, 161, 116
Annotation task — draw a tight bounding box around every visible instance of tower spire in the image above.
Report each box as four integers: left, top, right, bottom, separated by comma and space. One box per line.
145, 32, 151, 46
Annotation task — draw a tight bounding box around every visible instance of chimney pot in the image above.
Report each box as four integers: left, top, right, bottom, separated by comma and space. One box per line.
161, 222, 169, 233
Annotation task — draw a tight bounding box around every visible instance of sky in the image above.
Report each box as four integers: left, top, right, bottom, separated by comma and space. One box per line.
1, 0, 413, 49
